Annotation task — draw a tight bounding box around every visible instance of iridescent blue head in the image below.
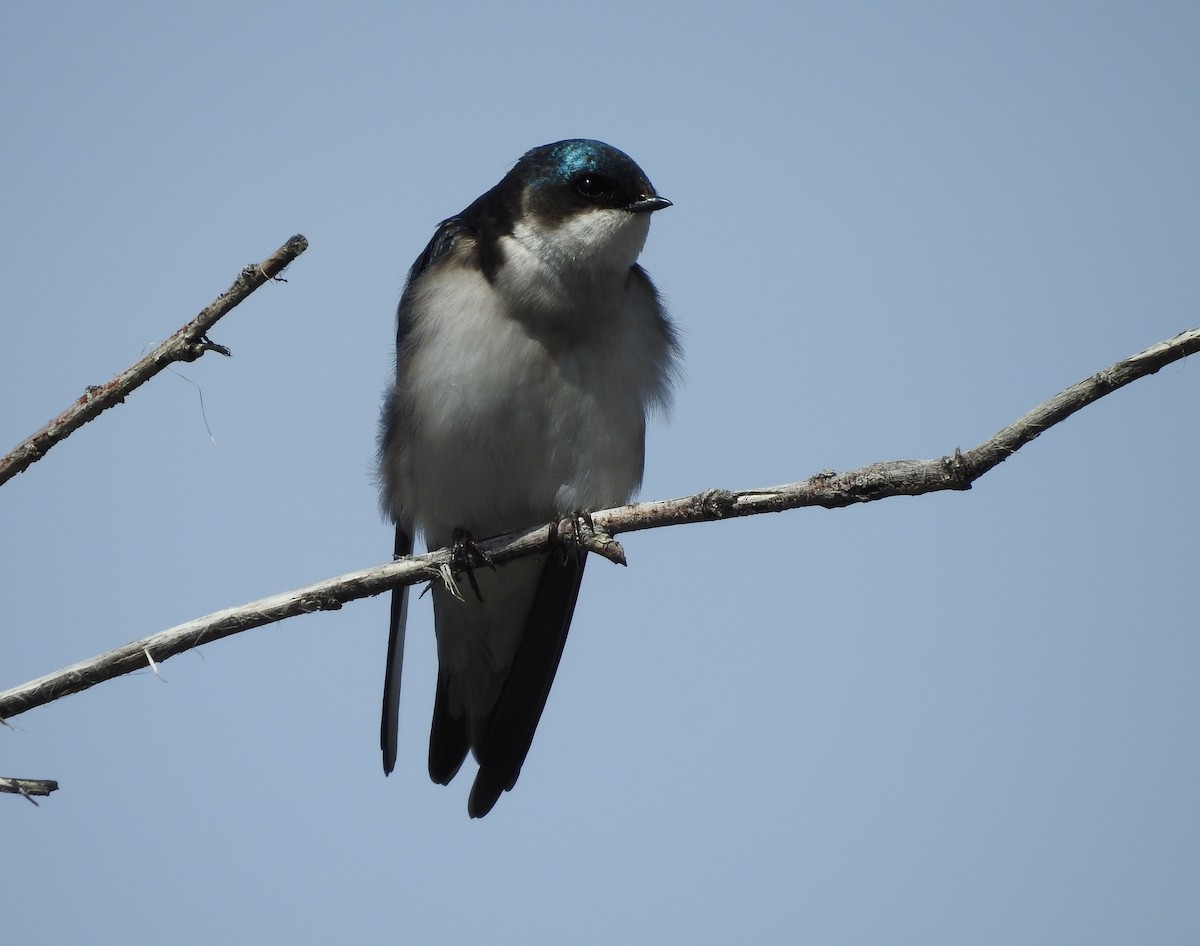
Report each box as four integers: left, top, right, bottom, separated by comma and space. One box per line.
512, 139, 671, 223
441, 139, 669, 281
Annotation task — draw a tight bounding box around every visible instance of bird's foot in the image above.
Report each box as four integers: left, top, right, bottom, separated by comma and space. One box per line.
445, 528, 495, 603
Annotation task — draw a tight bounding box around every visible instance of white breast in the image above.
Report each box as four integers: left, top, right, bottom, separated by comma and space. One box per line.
395, 236, 669, 547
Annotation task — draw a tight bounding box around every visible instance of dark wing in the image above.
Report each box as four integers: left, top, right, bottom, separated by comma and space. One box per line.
379, 216, 475, 774
380, 526, 414, 774
466, 552, 587, 818
405, 216, 471, 295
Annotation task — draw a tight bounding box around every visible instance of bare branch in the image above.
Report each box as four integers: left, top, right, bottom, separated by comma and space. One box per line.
606, 325, 1200, 529
0, 235, 309, 488
0, 325, 1195, 726
0, 776, 59, 805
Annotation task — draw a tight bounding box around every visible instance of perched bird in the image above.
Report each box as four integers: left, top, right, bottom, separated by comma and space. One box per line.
378, 139, 678, 817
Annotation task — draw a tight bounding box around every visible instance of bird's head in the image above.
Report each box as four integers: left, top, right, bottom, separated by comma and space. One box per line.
508, 139, 670, 273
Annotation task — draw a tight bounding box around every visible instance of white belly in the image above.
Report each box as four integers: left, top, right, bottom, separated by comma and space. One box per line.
400, 267, 650, 546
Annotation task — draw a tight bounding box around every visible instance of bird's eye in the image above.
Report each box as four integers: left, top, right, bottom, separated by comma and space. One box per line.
575, 174, 613, 200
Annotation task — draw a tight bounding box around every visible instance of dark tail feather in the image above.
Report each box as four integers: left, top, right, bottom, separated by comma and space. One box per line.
380, 527, 414, 774
468, 552, 586, 818
428, 671, 470, 784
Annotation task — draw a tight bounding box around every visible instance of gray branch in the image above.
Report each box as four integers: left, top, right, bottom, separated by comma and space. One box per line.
2, 325, 1196, 731
1, 235, 310, 798
0, 235, 309, 488
0, 776, 59, 806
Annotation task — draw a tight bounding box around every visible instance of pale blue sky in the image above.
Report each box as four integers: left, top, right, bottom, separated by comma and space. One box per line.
3, 3, 1198, 943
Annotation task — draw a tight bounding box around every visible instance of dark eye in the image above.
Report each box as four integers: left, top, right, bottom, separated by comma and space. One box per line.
575, 174, 614, 200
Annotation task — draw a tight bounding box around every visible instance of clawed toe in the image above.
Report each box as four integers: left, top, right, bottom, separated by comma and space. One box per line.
450, 528, 495, 602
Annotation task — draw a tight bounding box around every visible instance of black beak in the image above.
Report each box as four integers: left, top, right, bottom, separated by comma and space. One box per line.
627, 195, 673, 214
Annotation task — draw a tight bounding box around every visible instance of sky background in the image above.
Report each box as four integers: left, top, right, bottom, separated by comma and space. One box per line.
3, 3, 1198, 943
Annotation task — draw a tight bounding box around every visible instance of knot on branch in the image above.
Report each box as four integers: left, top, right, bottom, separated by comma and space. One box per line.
699, 488, 738, 519
557, 515, 627, 566
180, 336, 232, 361
1092, 368, 1118, 390
298, 594, 343, 613
942, 449, 974, 490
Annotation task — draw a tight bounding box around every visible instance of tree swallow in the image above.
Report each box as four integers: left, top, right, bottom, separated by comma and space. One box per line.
378, 139, 678, 817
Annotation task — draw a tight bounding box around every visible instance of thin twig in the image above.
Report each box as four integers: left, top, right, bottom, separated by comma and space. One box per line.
1, 326, 1195, 726
0, 776, 59, 805
0, 235, 309, 488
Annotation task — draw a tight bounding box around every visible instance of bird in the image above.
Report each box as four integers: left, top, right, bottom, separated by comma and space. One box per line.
377, 138, 678, 817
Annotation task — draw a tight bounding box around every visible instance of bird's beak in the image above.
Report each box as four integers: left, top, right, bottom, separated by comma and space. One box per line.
627, 195, 672, 213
